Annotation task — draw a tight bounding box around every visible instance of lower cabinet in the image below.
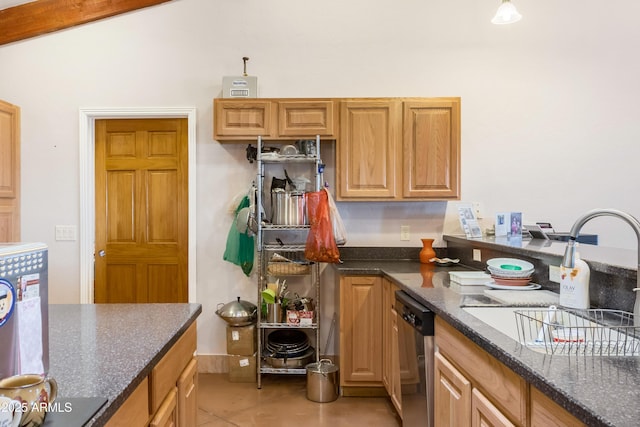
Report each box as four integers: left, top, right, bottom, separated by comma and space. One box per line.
150, 388, 178, 427
104, 377, 150, 427
530, 387, 586, 427
471, 388, 515, 427
106, 323, 198, 427
435, 317, 584, 427
435, 316, 527, 426
338, 275, 384, 391
337, 273, 588, 425
177, 358, 199, 427
434, 351, 471, 426
382, 278, 401, 414
338, 274, 409, 415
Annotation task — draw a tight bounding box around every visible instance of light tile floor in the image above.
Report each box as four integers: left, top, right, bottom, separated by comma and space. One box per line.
197, 373, 401, 427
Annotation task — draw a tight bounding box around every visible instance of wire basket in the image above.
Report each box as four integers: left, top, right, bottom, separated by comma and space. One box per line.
514, 307, 640, 356
267, 252, 311, 276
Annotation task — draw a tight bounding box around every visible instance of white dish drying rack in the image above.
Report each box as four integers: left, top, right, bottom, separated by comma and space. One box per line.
514, 306, 640, 356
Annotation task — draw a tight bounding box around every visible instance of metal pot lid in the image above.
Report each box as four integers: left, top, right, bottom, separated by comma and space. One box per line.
306, 358, 338, 374
215, 297, 257, 318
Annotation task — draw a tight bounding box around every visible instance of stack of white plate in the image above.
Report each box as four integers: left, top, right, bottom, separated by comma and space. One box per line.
486, 258, 535, 287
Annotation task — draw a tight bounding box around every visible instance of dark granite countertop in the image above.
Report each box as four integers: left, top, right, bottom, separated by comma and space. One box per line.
334, 259, 640, 427
47, 303, 202, 426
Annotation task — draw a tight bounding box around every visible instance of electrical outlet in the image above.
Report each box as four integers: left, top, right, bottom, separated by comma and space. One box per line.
400, 225, 410, 241
549, 265, 561, 283
473, 249, 482, 262
472, 202, 484, 219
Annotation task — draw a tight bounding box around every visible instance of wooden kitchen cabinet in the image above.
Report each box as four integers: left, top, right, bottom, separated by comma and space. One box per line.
105, 377, 150, 427
278, 100, 337, 137
0, 99, 20, 242
390, 302, 402, 414
435, 317, 527, 426
338, 99, 402, 199
150, 388, 178, 427
471, 388, 515, 427
214, 98, 337, 141
214, 96, 461, 200
177, 358, 198, 427
106, 322, 197, 427
337, 97, 460, 201
338, 275, 417, 407
434, 351, 471, 427
382, 278, 401, 409
402, 100, 460, 199
435, 317, 586, 427
214, 99, 276, 139
530, 386, 585, 427
338, 275, 384, 392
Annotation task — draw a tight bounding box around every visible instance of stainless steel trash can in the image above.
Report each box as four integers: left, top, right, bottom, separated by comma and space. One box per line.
306, 359, 339, 403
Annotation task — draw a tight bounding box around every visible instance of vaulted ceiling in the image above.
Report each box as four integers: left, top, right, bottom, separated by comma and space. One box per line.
0, 0, 173, 46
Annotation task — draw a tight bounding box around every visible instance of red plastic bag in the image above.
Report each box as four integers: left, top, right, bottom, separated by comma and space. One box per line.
304, 190, 340, 263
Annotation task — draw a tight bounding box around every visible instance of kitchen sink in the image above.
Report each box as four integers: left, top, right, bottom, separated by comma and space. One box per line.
462, 305, 640, 356
463, 306, 523, 341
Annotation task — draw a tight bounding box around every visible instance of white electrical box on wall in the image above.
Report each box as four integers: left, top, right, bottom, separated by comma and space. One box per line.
222, 75, 257, 98
222, 56, 257, 98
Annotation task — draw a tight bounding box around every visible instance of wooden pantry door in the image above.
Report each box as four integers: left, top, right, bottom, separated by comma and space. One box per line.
94, 118, 188, 303
0, 100, 20, 242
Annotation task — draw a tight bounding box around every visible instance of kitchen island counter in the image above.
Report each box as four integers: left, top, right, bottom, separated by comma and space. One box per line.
47, 303, 201, 426
334, 255, 639, 427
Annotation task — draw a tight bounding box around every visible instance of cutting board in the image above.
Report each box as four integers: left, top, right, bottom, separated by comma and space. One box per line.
484, 289, 559, 305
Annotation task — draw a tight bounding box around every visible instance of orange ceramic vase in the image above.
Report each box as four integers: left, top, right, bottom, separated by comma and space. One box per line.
419, 238, 436, 264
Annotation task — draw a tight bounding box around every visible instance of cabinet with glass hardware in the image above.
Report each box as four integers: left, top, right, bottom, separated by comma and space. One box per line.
254, 135, 323, 388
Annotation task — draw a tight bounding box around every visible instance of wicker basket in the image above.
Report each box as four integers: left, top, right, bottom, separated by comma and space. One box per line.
267, 262, 311, 276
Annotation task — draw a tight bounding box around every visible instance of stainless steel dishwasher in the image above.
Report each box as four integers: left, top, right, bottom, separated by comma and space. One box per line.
395, 290, 435, 427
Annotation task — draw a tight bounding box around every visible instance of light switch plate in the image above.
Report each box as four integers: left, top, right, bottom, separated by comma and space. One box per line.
55, 225, 77, 241
549, 265, 561, 283
473, 249, 482, 262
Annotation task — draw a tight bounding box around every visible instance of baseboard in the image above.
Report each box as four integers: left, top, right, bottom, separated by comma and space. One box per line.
341, 386, 387, 397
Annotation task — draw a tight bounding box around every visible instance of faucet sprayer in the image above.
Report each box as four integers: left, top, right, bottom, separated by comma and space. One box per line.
561, 209, 640, 325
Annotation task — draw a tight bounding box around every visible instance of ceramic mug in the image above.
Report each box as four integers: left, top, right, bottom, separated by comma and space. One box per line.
0, 374, 57, 427
0, 396, 21, 427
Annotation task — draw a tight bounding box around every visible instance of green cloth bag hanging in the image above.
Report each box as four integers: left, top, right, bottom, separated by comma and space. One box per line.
223, 195, 254, 276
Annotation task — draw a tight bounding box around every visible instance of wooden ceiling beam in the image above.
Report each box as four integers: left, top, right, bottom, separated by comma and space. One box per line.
0, 0, 173, 46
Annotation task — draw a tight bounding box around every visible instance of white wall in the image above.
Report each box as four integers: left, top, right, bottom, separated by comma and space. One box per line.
1, 0, 640, 357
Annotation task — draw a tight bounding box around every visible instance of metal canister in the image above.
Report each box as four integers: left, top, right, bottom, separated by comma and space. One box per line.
305, 359, 339, 402
271, 189, 289, 225
287, 191, 306, 225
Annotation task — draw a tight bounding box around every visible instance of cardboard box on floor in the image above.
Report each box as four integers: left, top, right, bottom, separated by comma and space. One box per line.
226, 324, 256, 356
228, 353, 256, 383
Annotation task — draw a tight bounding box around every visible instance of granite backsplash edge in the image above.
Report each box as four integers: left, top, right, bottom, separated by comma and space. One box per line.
338, 246, 446, 261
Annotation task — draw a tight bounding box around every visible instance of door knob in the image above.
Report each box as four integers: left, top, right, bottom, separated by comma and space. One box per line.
98, 250, 106, 257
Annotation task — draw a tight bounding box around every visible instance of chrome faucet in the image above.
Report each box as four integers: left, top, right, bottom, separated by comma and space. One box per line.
561, 208, 640, 325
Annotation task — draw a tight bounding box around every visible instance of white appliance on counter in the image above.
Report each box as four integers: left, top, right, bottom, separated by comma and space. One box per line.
0, 243, 49, 379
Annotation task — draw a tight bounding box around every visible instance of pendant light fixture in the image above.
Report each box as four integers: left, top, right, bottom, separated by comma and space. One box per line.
492, 0, 522, 25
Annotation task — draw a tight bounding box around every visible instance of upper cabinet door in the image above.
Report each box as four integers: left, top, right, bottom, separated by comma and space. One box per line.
214, 98, 337, 141
214, 99, 276, 140
0, 99, 20, 242
403, 99, 460, 199
338, 100, 402, 200
278, 100, 337, 138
